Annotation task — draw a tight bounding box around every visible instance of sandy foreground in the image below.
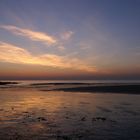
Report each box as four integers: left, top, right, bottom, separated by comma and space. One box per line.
0, 83, 140, 140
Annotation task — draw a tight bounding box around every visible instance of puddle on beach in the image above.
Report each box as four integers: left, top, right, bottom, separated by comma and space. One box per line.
0, 89, 140, 140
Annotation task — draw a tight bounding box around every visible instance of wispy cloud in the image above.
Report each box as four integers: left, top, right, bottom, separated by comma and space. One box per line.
0, 41, 96, 72
61, 31, 74, 40
0, 25, 57, 45
79, 43, 91, 50
0, 25, 75, 51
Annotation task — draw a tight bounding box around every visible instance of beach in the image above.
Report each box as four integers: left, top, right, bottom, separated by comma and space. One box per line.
0, 81, 140, 140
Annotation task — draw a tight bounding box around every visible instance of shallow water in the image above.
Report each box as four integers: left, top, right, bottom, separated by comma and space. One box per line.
0, 86, 140, 140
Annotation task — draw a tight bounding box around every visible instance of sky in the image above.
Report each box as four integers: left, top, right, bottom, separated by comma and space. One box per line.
0, 0, 140, 80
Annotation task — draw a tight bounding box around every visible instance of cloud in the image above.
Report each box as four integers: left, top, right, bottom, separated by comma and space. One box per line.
61, 31, 74, 40
58, 45, 65, 51
0, 25, 57, 45
0, 41, 96, 72
79, 43, 91, 50
0, 25, 74, 51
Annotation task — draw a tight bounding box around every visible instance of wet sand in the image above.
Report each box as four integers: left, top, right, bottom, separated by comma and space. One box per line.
53, 84, 140, 94
0, 82, 140, 139
1, 81, 140, 94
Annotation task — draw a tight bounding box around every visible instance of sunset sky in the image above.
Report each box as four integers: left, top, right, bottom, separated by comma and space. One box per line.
0, 0, 140, 80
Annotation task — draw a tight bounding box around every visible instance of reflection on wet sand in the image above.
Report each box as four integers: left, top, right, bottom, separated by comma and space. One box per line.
0, 88, 140, 140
